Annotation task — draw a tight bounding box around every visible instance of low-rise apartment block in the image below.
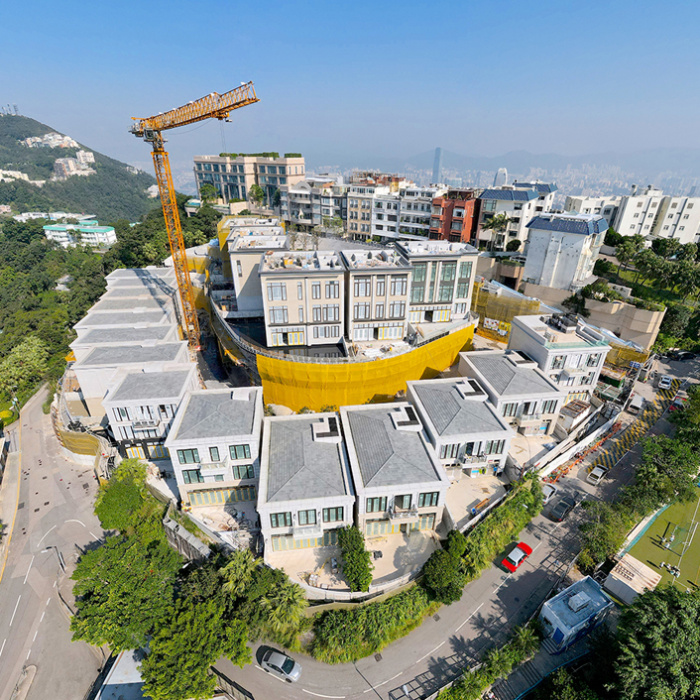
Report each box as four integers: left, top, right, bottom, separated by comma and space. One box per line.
279, 176, 347, 229
523, 213, 606, 291
194, 153, 306, 206
164, 387, 264, 507
429, 189, 478, 243
341, 249, 411, 341
564, 195, 621, 228
69, 325, 180, 362
258, 413, 355, 555
407, 378, 515, 477
340, 403, 450, 537
103, 367, 199, 460
396, 240, 478, 325
43, 223, 117, 248
508, 314, 611, 404
459, 350, 564, 435
259, 251, 346, 347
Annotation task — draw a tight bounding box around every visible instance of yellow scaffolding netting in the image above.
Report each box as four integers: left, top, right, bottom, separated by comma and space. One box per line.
605, 343, 650, 369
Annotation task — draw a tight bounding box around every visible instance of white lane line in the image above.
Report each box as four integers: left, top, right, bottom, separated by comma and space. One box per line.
40, 612, 45, 622
89, 532, 99, 540
32, 630, 38, 642
26, 648, 31, 660
0, 639, 6, 658
37, 525, 56, 547
494, 573, 513, 593
66, 519, 86, 527
363, 672, 403, 693
45, 598, 50, 607
10, 596, 21, 626
302, 691, 346, 699
456, 602, 485, 632
23, 555, 35, 584
254, 665, 287, 684
416, 640, 445, 663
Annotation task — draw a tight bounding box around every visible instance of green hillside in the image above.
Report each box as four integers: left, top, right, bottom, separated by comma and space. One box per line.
0, 114, 157, 221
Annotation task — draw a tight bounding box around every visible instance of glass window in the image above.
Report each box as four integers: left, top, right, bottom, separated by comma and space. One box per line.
418, 492, 439, 508
232, 464, 255, 479
177, 449, 200, 464
551, 356, 565, 370
269, 307, 288, 324
209, 446, 220, 462
366, 496, 387, 513
182, 469, 204, 484
270, 512, 292, 528
297, 282, 303, 300
441, 262, 456, 282
502, 403, 518, 418
298, 509, 317, 526
586, 354, 600, 367
413, 263, 426, 282
439, 444, 459, 459
229, 444, 251, 460
390, 276, 408, 296
323, 507, 344, 523
267, 282, 287, 301
312, 282, 321, 299
394, 494, 412, 510
376, 276, 386, 296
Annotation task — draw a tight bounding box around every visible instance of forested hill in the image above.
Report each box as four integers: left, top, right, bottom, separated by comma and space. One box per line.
0, 114, 157, 221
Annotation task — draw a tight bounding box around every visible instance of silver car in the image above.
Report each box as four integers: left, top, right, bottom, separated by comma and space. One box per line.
261, 649, 302, 683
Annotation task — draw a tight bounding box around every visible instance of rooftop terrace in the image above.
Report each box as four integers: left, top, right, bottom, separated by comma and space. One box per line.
230, 234, 289, 252
397, 240, 478, 257
340, 248, 410, 270
513, 314, 610, 349
261, 250, 344, 274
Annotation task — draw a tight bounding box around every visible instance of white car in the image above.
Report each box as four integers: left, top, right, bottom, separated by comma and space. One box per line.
587, 466, 608, 486
542, 483, 558, 505
658, 375, 673, 390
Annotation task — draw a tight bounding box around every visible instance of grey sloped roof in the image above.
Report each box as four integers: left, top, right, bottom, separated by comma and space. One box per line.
267, 419, 348, 502
91, 297, 170, 312
76, 310, 168, 327
480, 189, 538, 201
108, 370, 192, 403
346, 408, 440, 488
173, 390, 257, 441
101, 287, 173, 299
76, 326, 174, 345
413, 383, 508, 436
469, 355, 559, 397
526, 213, 607, 236
78, 343, 184, 366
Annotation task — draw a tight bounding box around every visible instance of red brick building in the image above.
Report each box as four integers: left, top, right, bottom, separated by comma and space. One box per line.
429, 189, 479, 243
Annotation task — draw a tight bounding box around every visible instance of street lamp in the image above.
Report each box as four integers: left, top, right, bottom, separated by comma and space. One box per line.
41, 546, 66, 573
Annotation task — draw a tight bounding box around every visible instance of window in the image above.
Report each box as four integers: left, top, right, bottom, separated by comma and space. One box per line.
270, 512, 292, 528
115, 407, 129, 421
354, 303, 370, 320
441, 262, 456, 282
411, 285, 424, 303
458, 261, 473, 279
298, 509, 317, 526
376, 303, 385, 318
312, 282, 321, 299
209, 446, 220, 462
438, 283, 453, 302
236, 260, 243, 277
440, 443, 459, 459
586, 354, 601, 367
182, 469, 204, 484
389, 301, 406, 318
177, 448, 200, 464
456, 282, 470, 298
232, 464, 255, 479
484, 440, 505, 455
214, 474, 225, 482
229, 444, 251, 460
366, 496, 387, 513
502, 403, 518, 418
267, 282, 287, 301
269, 307, 288, 324
390, 276, 408, 296
551, 355, 565, 370
299, 306, 304, 323
394, 494, 412, 510
418, 492, 439, 508
297, 282, 303, 300
376, 276, 386, 296
354, 277, 371, 297
323, 507, 344, 522
542, 400, 558, 414
413, 263, 427, 282
322, 304, 339, 322
325, 281, 339, 298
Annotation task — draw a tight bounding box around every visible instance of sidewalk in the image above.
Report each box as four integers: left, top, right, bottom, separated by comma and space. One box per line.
0, 447, 21, 586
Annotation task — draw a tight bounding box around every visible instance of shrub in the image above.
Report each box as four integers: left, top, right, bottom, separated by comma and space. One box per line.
604, 228, 623, 247
423, 549, 465, 604
505, 239, 521, 252
593, 258, 615, 276
338, 525, 373, 592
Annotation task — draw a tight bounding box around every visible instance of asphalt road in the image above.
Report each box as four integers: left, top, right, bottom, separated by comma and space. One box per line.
0, 389, 105, 700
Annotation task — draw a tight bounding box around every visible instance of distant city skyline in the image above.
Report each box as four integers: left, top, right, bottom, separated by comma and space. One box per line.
2, 0, 699, 183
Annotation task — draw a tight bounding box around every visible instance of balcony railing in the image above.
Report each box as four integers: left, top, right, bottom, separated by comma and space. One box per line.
462, 454, 489, 465
293, 523, 323, 540
199, 456, 230, 470
133, 418, 161, 430
387, 506, 419, 521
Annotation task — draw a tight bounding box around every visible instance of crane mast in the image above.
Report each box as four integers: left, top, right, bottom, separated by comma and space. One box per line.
131, 82, 260, 349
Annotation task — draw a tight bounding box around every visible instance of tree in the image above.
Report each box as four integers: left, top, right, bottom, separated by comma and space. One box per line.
261, 579, 308, 634
535, 668, 600, 700
615, 239, 641, 282
94, 458, 147, 532
578, 500, 631, 571
611, 587, 700, 700
337, 526, 373, 592
422, 548, 466, 604
660, 303, 692, 337
678, 242, 698, 262
221, 549, 257, 598
0, 335, 49, 397
272, 189, 281, 208
485, 213, 511, 250
604, 227, 623, 247
70, 535, 181, 651
632, 248, 660, 284
198, 183, 217, 203
248, 184, 264, 208
675, 260, 700, 301
505, 239, 521, 252
141, 599, 251, 700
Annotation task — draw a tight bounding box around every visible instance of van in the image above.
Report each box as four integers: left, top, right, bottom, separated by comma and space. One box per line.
628, 394, 645, 415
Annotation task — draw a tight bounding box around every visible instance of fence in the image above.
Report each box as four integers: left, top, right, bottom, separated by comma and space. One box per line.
211, 668, 255, 700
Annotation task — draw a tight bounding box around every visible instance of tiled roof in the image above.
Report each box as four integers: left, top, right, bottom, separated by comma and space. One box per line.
479, 189, 539, 202
172, 389, 258, 441
107, 370, 192, 402
78, 343, 185, 367
526, 213, 607, 236
75, 326, 173, 345
468, 355, 560, 397
513, 182, 558, 194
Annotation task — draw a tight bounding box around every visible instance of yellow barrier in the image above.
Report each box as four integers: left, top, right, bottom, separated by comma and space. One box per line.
54, 427, 101, 456
256, 325, 474, 412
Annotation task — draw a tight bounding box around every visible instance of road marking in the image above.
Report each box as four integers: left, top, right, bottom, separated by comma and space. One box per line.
10, 595, 21, 626
362, 672, 402, 693
416, 640, 445, 663
66, 519, 86, 527
37, 525, 57, 547
494, 573, 513, 592
26, 648, 31, 660
46, 598, 50, 607
0, 639, 5, 658
302, 691, 346, 699
254, 665, 288, 684
32, 629, 38, 642
23, 554, 35, 584
456, 602, 484, 631
89, 532, 99, 540
53, 581, 56, 588
40, 612, 45, 622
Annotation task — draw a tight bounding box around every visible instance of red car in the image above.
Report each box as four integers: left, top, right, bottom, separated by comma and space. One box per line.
502, 542, 533, 573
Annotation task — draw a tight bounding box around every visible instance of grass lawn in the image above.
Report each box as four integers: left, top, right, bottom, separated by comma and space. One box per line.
628, 486, 700, 591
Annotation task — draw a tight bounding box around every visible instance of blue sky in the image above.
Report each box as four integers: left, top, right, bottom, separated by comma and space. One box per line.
2, 0, 699, 172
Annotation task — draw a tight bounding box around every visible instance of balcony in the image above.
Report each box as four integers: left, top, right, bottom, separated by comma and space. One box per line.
517, 413, 543, 426
461, 453, 489, 465
293, 523, 324, 541
387, 506, 419, 522
133, 418, 161, 431
199, 456, 230, 470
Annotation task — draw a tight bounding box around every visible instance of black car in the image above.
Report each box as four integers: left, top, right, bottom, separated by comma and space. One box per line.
549, 496, 577, 522
668, 350, 695, 362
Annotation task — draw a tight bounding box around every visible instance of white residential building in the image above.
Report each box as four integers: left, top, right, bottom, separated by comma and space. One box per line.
164, 387, 264, 508
279, 176, 347, 229
564, 195, 621, 228
43, 223, 117, 248
508, 314, 611, 404
407, 378, 515, 477
612, 185, 700, 244
459, 350, 565, 435
477, 188, 542, 251
341, 249, 411, 341
340, 402, 450, 537
522, 213, 606, 291
396, 240, 478, 325
258, 413, 355, 556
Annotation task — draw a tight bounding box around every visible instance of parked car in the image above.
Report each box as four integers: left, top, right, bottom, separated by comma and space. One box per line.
261, 649, 302, 683
587, 466, 608, 486
669, 389, 689, 412
502, 542, 533, 572
670, 350, 695, 362
542, 483, 558, 505
658, 375, 673, 390
628, 394, 645, 415
550, 495, 577, 522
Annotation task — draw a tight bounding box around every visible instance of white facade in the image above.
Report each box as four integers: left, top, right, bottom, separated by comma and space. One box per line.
477, 188, 541, 250
612, 185, 700, 244
43, 223, 117, 248
279, 177, 347, 229
523, 213, 606, 291
508, 314, 611, 404
564, 195, 621, 228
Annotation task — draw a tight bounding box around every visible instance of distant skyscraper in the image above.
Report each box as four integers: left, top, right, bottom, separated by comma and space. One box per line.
432, 147, 443, 184
493, 167, 508, 187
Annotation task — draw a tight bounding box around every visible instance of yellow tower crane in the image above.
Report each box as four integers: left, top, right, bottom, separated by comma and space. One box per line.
131, 82, 260, 349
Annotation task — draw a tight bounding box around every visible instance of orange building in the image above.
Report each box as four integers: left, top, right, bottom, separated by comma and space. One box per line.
429, 189, 479, 243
